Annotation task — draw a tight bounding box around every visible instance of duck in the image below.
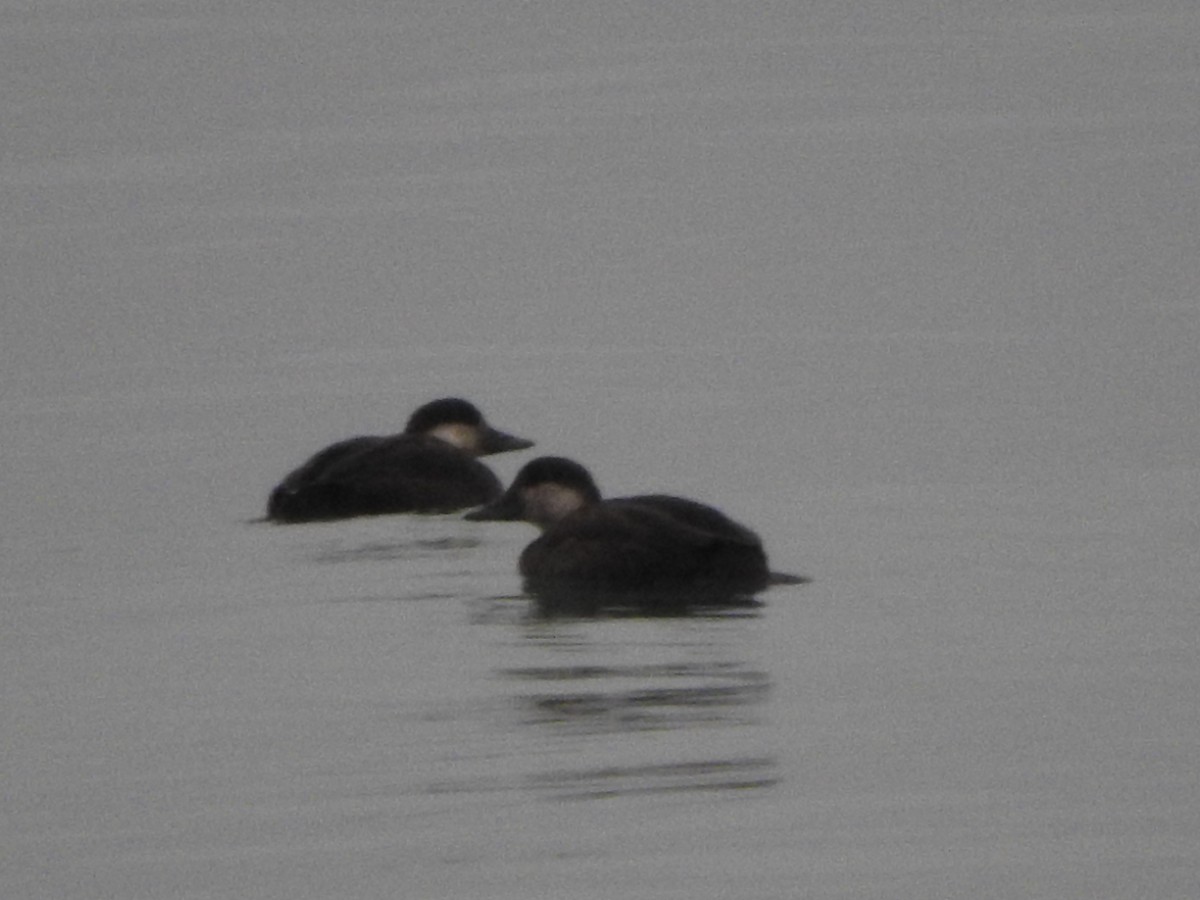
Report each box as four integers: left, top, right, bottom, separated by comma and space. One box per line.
465, 456, 806, 613
266, 398, 533, 523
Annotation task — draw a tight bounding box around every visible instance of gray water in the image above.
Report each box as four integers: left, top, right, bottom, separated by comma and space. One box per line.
4, 2, 1199, 897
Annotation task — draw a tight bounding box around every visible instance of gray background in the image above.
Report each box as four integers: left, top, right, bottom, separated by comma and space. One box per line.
5, 2, 1199, 897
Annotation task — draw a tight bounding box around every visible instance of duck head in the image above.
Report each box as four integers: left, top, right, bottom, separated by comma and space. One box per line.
405, 398, 534, 457
465, 456, 601, 528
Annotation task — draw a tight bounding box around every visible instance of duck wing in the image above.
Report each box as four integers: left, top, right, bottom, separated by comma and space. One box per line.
322, 435, 502, 508
270, 435, 500, 519
267, 435, 388, 519
274, 435, 387, 491
622, 495, 764, 547
520, 498, 768, 593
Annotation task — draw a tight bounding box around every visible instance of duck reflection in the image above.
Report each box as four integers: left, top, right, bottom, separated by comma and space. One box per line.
507, 661, 770, 733
309, 536, 481, 565
527, 587, 765, 618
534, 756, 778, 799
500, 656, 778, 798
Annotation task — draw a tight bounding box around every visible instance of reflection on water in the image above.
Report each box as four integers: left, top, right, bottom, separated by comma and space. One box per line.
511, 658, 778, 798
293, 526, 492, 603
531, 756, 778, 800
310, 536, 482, 565
439, 603, 779, 800
426, 754, 779, 801
468, 593, 766, 623
267, 526, 781, 803
507, 661, 770, 733
525, 584, 768, 618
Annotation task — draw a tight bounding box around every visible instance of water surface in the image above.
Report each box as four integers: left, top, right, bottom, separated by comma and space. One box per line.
4, 2, 1199, 897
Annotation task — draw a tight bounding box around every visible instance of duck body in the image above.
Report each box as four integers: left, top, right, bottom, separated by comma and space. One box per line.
467, 457, 803, 613
267, 398, 532, 523
267, 434, 507, 522
518, 495, 773, 609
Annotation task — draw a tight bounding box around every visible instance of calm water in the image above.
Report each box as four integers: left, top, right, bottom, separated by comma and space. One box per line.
5, 2, 1200, 898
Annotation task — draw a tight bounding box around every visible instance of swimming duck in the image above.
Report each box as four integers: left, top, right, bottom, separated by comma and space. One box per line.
466, 456, 805, 612
267, 398, 533, 523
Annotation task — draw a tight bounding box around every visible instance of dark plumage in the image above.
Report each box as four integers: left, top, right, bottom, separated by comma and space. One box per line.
466, 457, 806, 613
266, 398, 533, 523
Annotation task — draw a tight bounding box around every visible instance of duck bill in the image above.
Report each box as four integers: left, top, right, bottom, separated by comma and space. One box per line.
477, 427, 534, 456
464, 491, 523, 521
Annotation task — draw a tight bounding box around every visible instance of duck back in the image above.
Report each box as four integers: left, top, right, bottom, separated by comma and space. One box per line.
268, 435, 502, 522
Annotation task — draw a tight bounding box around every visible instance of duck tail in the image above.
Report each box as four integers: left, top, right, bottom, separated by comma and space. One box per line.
768, 571, 811, 586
